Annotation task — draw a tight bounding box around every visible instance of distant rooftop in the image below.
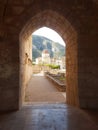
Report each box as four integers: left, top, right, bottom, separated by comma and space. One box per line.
42, 49, 49, 54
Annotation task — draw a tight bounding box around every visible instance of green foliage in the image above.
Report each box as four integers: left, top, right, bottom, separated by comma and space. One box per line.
48, 64, 60, 69
59, 77, 65, 81
32, 47, 41, 60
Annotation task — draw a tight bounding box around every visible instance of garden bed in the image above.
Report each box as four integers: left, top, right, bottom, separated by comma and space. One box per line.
45, 72, 66, 92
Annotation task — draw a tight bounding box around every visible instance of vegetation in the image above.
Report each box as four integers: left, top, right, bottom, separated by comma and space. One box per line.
38, 63, 60, 69
48, 64, 60, 69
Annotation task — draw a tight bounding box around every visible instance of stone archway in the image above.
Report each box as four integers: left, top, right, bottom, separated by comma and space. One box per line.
0, 0, 97, 111
19, 10, 79, 107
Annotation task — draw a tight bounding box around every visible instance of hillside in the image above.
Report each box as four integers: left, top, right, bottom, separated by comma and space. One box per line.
32, 35, 65, 60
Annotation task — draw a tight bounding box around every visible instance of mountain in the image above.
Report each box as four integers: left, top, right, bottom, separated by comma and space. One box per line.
32, 35, 65, 60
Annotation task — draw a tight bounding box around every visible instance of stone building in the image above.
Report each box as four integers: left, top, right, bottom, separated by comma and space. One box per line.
42, 49, 51, 64
0, 0, 98, 129
35, 49, 51, 64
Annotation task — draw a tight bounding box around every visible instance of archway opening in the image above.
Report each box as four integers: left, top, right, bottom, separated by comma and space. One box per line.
24, 27, 66, 103
19, 10, 79, 107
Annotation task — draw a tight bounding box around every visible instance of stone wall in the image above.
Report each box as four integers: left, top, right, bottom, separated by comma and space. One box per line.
0, 39, 19, 111
66, 33, 79, 107
19, 35, 33, 105
78, 22, 98, 108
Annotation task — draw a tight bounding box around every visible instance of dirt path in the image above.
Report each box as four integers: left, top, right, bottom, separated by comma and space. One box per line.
25, 74, 66, 103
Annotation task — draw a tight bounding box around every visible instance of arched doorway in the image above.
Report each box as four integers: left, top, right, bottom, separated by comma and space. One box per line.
24, 27, 66, 103
19, 10, 79, 108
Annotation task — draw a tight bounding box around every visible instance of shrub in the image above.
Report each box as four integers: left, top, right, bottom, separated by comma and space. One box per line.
48, 64, 60, 69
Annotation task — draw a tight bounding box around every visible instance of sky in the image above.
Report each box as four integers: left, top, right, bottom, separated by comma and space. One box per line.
33, 27, 65, 46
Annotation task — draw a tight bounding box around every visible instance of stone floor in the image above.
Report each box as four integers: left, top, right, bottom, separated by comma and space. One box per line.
0, 103, 98, 130
84, 109, 98, 125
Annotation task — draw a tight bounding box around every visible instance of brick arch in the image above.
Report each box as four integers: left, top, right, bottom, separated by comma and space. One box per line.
19, 10, 79, 107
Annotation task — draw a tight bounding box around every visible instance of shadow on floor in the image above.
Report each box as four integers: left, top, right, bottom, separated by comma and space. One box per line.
0, 103, 98, 130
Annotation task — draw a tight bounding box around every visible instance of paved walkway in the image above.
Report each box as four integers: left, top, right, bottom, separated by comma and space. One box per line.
25, 73, 66, 103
